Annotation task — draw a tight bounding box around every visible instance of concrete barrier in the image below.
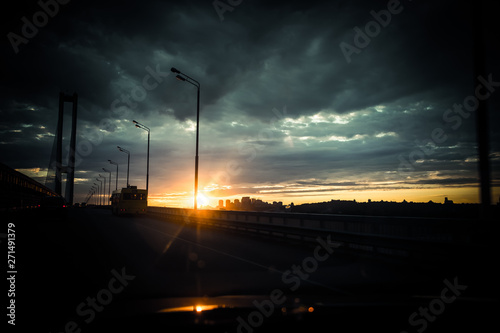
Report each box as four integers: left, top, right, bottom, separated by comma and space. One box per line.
147, 207, 479, 262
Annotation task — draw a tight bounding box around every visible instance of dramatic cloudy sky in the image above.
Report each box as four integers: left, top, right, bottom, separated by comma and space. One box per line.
1, 0, 499, 207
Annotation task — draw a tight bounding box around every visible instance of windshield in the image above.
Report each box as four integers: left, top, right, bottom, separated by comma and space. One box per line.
122, 193, 146, 201
3, 0, 498, 332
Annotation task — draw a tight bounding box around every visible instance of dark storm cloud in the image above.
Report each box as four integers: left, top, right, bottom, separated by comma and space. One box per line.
409, 178, 478, 186
0, 0, 476, 121
1, 0, 499, 204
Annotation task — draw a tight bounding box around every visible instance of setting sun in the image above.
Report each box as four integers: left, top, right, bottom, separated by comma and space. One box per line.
197, 193, 210, 207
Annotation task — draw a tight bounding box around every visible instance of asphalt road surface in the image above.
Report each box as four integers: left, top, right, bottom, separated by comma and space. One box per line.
8, 207, 497, 332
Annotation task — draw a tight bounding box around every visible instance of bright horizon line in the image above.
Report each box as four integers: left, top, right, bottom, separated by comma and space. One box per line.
146, 186, 500, 208
13, 168, 498, 207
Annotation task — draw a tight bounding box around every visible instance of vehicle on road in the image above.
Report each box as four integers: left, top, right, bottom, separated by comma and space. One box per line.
38, 195, 68, 219
111, 186, 147, 216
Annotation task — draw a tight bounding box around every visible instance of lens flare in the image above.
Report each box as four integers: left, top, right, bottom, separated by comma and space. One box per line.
197, 193, 209, 206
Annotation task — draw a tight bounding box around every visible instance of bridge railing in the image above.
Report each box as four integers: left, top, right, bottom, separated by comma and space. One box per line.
1, 162, 60, 211
147, 207, 478, 261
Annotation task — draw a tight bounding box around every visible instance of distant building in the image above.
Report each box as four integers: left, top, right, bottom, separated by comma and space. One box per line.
218, 197, 286, 212
241, 197, 251, 209
273, 201, 283, 209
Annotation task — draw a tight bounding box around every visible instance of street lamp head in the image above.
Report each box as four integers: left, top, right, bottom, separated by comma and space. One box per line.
176, 75, 186, 81
132, 120, 138, 124
117, 146, 130, 154
171, 67, 180, 74
135, 124, 140, 128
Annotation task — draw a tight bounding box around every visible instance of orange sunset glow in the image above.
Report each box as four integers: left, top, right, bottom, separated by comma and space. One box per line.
147, 183, 499, 208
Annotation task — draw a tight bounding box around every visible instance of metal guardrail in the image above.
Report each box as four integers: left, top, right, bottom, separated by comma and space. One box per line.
147, 207, 480, 262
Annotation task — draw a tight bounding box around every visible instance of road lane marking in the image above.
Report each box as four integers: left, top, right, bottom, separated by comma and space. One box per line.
160, 223, 185, 255
135, 221, 349, 294
136, 222, 271, 270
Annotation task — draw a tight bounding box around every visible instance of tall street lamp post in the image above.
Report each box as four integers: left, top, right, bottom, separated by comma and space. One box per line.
108, 160, 119, 190
93, 182, 100, 206
171, 67, 201, 210
117, 146, 130, 188
133, 120, 150, 194
102, 168, 112, 204
89, 186, 95, 205
99, 174, 107, 205
95, 178, 103, 206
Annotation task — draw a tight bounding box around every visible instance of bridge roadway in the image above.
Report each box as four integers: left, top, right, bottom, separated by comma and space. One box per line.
9, 207, 496, 332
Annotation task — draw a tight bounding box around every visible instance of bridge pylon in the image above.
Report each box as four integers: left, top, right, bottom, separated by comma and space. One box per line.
54, 92, 78, 205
